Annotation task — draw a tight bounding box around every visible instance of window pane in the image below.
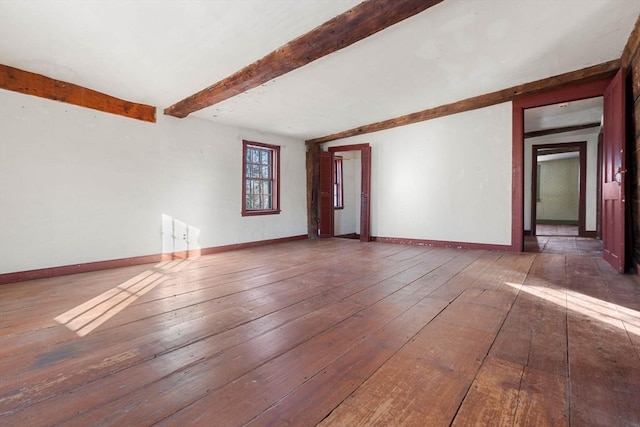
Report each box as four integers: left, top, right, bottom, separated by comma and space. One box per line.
243, 142, 279, 214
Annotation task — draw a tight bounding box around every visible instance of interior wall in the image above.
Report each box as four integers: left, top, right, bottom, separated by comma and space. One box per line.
0, 90, 307, 275
626, 40, 640, 272
324, 103, 513, 246
524, 130, 599, 231
536, 157, 580, 222
334, 151, 361, 236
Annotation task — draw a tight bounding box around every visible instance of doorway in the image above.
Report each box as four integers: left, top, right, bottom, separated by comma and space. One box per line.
531, 142, 587, 237
512, 72, 626, 270
332, 151, 361, 240
318, 143, 371, 242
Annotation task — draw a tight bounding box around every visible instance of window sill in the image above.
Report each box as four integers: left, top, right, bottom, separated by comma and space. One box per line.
242, 209, 281, 217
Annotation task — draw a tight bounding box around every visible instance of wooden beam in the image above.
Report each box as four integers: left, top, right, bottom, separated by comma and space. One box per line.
524, 122, 601, 139
0, 64, 156, 123
622, 15, 640, 104
307, 60, 620, 144
164, 0, 443, 118
621, 15, 640, 69
306, 141, 321, 239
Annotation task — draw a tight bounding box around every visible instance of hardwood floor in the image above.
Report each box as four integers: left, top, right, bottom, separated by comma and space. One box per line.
1, 239, 638, 426
535, 224, 579, 237
525, 235, 603, 256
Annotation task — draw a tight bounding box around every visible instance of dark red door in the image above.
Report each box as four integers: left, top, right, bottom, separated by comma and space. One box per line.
318, 150, 334, 238
602, 69, 626, 272
360, 146, 371, 242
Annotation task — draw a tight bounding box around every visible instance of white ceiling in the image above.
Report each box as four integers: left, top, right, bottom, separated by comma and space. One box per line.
0, 0, 637, 140
525, 97, 603, 132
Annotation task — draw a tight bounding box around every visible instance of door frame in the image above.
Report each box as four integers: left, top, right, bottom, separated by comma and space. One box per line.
512, 77, 611, 251
328, 143, 371, 242
531, 141, 587, 237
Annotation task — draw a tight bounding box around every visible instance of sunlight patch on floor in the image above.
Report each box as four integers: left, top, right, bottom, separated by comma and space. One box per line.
504, 281, 639, 337
54, 259, 190, 336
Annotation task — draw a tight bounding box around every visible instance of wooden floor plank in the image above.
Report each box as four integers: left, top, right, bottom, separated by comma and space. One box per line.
451, 356, 523, 427
567, 303, 640, 426
317, 288, 517, 426
244, 296, 450, 427
1, 239, 638, 426
10, 300, 364, 425
154, 252, 479, 426
513, 366, 568, 427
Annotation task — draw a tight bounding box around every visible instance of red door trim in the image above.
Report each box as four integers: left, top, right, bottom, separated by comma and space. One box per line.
512, 77, 611, 251
328, 144, 370, 152
326, 143, 372, 242
318, 151, 335, 238
531, 142, 588, 237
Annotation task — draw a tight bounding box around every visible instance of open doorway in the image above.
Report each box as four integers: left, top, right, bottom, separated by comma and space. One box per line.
332, 151, 362, 240
531, 142, 587, 237
518, 91, 610, 257
523, 97, 603, 241
318, 144, 371, 242
514, 71, 627, 271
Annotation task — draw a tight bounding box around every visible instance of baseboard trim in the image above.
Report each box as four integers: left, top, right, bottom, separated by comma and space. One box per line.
199, 235, 307, 255
0, 234, 308, 285
335, 233, 360, 239
371, 236, 511, 251
536, 220, 580, 225
582, 231, 597, 238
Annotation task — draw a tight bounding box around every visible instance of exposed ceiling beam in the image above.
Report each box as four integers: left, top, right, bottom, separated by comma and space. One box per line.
524, 122, 601, 139
164, 0, 443, 118
307, 59, 620, 144
622, 15, 640, 69
0, 64, 156, 123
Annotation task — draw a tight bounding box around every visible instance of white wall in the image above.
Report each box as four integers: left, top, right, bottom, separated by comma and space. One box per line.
334, 151, 361, 236
0, 90, 307, 274
324, 103, 513, 246
537, 157, 580, 222
524, 129, 599, 231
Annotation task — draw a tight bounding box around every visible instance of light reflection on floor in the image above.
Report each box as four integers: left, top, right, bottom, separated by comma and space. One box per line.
504, 281, 639, 337
54, 259, 191, 336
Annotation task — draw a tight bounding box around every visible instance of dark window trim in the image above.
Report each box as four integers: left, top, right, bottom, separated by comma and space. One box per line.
242, 140, 281, 216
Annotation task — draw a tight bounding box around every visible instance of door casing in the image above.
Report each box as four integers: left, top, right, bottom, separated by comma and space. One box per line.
531, 142, 587, 237
512, 74, 626, 271
323, 143, 371, 242
512, 77, 611, 250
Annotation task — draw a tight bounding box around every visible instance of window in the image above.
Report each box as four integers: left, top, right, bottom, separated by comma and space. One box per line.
333, 156, 343, 209
242, 140, 280, 216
